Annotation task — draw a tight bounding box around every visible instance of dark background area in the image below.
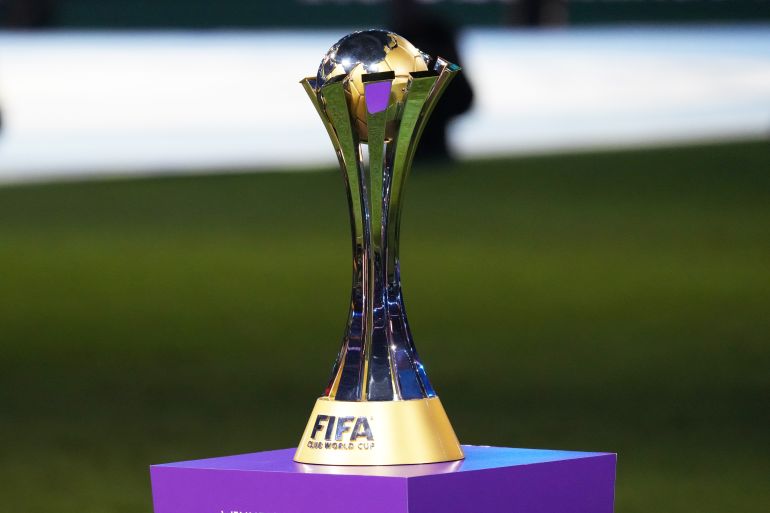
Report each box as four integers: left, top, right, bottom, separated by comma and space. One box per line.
1, 141, 769, 512
2, 0, 770, 29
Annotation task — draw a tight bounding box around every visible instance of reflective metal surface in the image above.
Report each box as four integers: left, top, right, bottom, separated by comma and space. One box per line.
297, 31, 464, 465
301, 31, 460, 404
316, 30, 430, 141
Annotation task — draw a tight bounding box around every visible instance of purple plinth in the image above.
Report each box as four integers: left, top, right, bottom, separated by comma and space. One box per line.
150, 445, 616, 513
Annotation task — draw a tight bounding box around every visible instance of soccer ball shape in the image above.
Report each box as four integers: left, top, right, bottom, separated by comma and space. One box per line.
316, 30, 430, 141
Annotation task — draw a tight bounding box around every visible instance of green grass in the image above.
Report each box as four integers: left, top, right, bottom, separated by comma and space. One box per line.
1, 140, 769, 512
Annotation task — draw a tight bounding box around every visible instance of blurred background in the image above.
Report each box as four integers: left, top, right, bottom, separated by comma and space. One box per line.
0, 1, 768, 513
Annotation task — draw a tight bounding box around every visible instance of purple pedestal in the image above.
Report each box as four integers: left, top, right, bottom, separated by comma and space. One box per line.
150, 445, 616, 513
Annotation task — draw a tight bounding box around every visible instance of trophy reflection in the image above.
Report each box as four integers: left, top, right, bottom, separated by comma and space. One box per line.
295, 30, 464, 466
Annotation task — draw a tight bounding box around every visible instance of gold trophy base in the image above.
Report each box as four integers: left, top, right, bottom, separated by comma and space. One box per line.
294, 396, 464, 466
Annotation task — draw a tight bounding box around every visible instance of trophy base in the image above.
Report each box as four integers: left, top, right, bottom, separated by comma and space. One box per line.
293, 396, 464, 465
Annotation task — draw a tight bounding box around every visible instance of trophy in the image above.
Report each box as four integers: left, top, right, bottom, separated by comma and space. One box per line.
294, 30, 464, 466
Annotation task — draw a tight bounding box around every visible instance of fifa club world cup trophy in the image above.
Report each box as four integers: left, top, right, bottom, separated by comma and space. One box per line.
294, 30, 464, 466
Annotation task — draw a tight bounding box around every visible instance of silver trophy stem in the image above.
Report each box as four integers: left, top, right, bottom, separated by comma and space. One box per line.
301, 60, 459, 402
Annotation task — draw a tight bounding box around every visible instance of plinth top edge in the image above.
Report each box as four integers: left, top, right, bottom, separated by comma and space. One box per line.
151, 445, 615, 479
